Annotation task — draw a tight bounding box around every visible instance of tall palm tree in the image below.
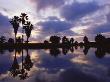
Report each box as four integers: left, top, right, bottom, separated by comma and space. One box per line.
10, 16, 20, 43
20, 13, 28, 43
20, 13, 28, 25
23, 21, 33, 43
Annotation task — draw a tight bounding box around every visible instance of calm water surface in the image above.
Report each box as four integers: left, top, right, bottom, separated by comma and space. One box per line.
0, 47, 110, 82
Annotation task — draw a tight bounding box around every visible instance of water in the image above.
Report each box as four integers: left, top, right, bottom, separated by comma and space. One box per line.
0, 47, 110, 82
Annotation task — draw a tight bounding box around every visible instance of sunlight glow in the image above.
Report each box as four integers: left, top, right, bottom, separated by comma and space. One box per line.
71, 26, 89, 34
38, 7, 62, 20
30, 51, 41, 64
71, 56, 90, 64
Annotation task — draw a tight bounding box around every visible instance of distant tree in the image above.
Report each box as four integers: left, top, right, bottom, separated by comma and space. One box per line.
10, 16, 20, 43
16, 37, 22, 43
0, 36, 6, 43
70, 38, 74, 44
95, 34, 105, 44
74, 41, 78, 46
44, 40, 49, 44
8, 38, 14, 43
49, 36, 61, 44
83, 36, 89, 44
23, 21, 33, 43
62, 36, 69, 44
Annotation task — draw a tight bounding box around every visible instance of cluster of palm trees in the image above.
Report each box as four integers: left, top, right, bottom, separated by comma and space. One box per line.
10, 13, 33, 43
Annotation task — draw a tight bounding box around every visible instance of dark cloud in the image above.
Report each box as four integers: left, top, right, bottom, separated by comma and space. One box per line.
60, 2, 100, 21
84, 12, 110, 34
0, 13, 10, 27
58, 68, 104, 82
35, 0, 65, 10
85, 23, 110, 34
0, 13, 12, 37
37, 16, 72, 33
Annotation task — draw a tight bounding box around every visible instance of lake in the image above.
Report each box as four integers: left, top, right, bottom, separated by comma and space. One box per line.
0, 46, 110, 82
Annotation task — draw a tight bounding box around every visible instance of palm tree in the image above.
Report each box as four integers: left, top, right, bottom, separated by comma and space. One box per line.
20, 13, 28, 25
10, 16, 20, 43
23, 49, 33, 71
23, 21, 33, 43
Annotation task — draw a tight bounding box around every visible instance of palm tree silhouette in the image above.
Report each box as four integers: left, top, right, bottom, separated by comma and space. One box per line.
23, 21, 33, 43
10, 16, 20, 43
23, 49, 33, 71
20, 13, 28, 25
9, 50, 20, 77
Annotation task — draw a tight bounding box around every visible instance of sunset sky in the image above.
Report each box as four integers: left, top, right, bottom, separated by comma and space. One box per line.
0, 0, 110, 42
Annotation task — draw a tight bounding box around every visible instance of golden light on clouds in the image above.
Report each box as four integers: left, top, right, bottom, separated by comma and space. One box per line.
30, 51, 41, 64
71, 26, 89, 34
39, 7, 61, 19
71, 55, 90, 64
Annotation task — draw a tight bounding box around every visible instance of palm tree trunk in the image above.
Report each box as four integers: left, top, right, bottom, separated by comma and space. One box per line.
27, 37, 29, 44
15, 34, 16, 43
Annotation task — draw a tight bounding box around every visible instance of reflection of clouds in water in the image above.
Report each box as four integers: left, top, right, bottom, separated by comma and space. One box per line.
0, 48, 110, 82
30, 50, 41, 64
71, 48, 110, 82
71, 56, 90, 64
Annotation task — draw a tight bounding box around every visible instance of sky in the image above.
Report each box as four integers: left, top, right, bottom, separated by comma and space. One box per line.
0, 0, 110, 42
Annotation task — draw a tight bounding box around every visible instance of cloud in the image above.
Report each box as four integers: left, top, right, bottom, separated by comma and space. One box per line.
34, 0, 65, 10
60, 1, 100, 21
58, 68, 104, 82
0, 13, 10, 27
37, 16, 72, 33
84, 12, 110, 34
0, 13, 12, 37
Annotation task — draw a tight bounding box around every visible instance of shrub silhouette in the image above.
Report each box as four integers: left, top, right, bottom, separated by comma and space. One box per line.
49, 36, 61, 44
0, 36, 6, 43
62, 36, 69, 44
8, 38, 14, 43
83, 36, 89, 44
95, 34, 105, 44
70, 38, 74, 44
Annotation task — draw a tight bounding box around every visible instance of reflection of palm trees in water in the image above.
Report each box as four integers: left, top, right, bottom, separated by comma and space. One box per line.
9, 50, 20, 77
19, 49, 28, 80
23, 49, 33, 71
9, 49, 33, 80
